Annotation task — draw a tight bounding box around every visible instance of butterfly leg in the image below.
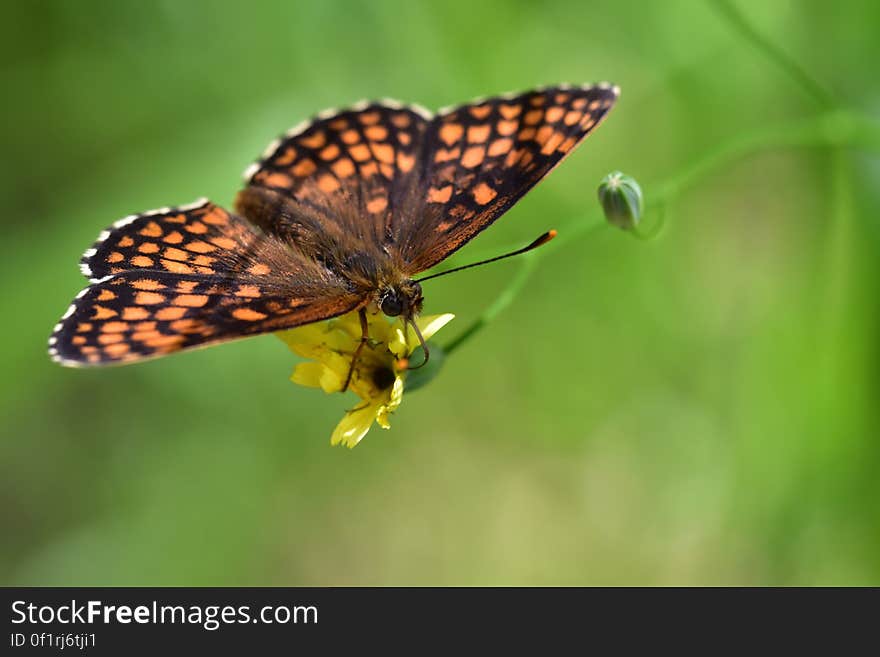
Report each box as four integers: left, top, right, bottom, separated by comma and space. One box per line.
342, 308, 369, 392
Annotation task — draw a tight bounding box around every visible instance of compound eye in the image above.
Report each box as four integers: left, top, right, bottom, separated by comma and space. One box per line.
380, 290, 403, 317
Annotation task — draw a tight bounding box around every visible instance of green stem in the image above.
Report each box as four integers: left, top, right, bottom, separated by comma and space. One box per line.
442, 109, 879, 354
443, 255, 536, 356
444, 223, 605, 356
439, 111, 879, 276
442, 2, 878, 356
657, 111, 877, 201
709, 0, 836, 109
440, 2, 879, 359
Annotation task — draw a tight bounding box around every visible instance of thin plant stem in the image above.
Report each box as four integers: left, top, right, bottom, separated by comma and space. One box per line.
438, 111, 879, 276
657, 111, 878, 201
443, 109, 879, 354
443, 255, 536, 356
709, 0, 836, 109
444, 223, 605, 356
442, 2, 879, 358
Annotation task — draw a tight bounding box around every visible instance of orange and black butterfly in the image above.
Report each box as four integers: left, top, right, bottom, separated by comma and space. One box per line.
49, 83, 619, 375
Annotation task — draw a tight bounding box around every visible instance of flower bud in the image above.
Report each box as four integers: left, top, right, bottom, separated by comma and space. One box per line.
598, 171, 643, 230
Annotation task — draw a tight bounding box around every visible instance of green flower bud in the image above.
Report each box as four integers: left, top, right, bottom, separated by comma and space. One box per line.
598, 171, 643, 230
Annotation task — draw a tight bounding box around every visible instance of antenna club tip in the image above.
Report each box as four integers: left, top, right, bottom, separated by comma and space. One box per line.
532, 229, 556, 248
396, 358, 410, 371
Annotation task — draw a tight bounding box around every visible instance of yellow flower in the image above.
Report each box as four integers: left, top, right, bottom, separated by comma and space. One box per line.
277, 311, 454, 448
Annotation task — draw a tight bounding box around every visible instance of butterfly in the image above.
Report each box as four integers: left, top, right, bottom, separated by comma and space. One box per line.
49, 83, 619, 375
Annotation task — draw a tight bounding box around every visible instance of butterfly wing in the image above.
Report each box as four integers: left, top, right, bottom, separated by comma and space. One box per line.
397, 84, 619, 272
238, 85, 617, 280
238, 101, 434, 267
50, 200, 363, 366
52, 84, 618, 365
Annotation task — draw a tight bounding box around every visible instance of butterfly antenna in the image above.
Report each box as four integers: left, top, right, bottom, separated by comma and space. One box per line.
414, 229, 557, 283
405, 318, 430, 369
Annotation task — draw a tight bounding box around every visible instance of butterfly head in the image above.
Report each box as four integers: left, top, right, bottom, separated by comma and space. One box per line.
378, 279, 423, 319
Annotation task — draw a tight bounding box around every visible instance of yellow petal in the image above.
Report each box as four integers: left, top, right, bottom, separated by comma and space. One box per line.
322, 328, 359, 355
318, 364, 345, 393
375, 376, 405, 428
330, 311, 364, 341
388, 375, 404, 411
278, 317, 362, 360
375, 408, 391, 429
366, 312, 393, 344
331, 402, 379, 448
290, 362, 325, 388
277, 324, 327, 354
403, 313, 455, 352
417, 313, 455, 341
387, 323, 409, 359
292, 361, 345, 394
323, 352, 354, 381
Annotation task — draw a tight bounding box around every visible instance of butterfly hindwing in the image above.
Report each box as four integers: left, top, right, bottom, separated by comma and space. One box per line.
80, 199, 269, 280
52, 201, 364, 366
399, 84, 619, 272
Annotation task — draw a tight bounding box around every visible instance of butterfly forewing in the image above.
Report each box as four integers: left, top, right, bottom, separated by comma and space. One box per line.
239, 85, 617, 279
241, 102, 433, 248
398, 84, 619, 272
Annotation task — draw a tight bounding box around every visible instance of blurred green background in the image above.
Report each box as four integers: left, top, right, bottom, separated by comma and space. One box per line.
2, 0, 878, 585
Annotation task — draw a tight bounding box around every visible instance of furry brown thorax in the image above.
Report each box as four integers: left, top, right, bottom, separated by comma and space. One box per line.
236, 185, 424, 320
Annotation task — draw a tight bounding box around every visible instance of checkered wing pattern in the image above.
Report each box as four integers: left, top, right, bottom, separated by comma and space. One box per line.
50, 84, 619, 367
240, 101, 433, 249
80, 199, 260, 279
399, 84, 619, 272
50, 201, 362, 366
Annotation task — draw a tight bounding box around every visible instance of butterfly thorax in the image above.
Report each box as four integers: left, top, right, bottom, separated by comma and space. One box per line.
236, 185, 422, 319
